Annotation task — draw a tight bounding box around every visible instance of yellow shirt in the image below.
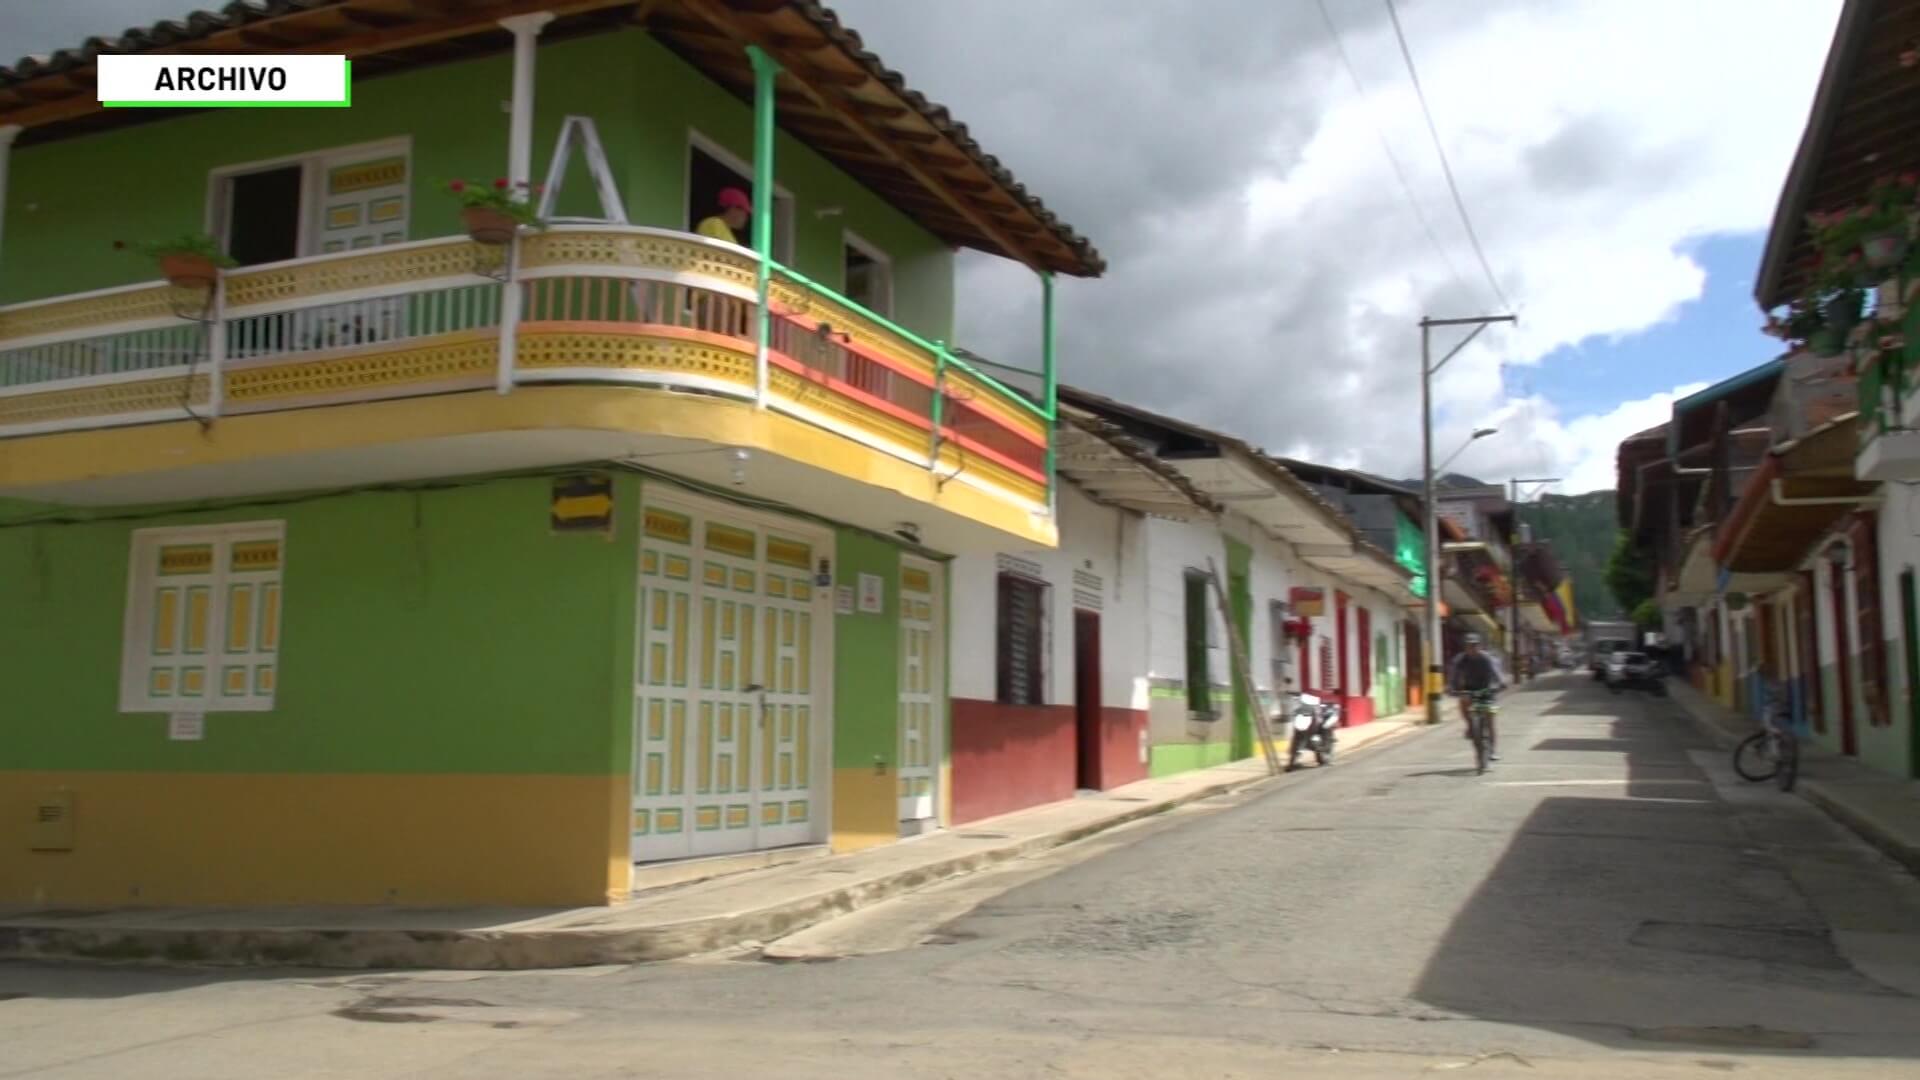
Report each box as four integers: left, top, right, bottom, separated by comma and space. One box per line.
695, 216, 738, 244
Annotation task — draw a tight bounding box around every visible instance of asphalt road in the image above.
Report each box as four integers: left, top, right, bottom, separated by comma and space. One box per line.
5, 675, 1920, 1079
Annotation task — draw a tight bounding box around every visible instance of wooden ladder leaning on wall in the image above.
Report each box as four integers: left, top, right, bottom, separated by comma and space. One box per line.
1205, 557, 1283, 776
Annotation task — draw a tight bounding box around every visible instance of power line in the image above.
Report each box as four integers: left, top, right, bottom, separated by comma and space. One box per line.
1312, 0, 1477, 306
1383, 0, 1513, 313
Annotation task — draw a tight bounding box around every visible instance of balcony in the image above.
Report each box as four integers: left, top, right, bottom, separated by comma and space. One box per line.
0, 226, 1054, 545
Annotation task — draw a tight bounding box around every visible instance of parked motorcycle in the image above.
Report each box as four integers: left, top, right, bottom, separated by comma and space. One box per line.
1285, 693, 1341, 771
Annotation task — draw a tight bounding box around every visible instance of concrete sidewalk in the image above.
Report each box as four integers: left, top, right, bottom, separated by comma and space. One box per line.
1667, 678, 1920, 876
0, 714, 1431, 971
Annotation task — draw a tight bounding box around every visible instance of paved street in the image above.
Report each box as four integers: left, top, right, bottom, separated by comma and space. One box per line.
5, 675, 1920, 1078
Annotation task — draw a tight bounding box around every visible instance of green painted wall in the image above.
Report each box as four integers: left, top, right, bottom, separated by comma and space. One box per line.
1, 29, 955, 343
831, 528, 901, 769
623, 34, 955, 341
1149, 741, 1231, 778
1226, 536, 1253, 761
0, 475, 637, 776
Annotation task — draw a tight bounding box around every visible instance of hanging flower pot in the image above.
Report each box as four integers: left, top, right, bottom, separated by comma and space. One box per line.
1810, 326, 1848, 357
1824, 289, 1864, 334
158, 253, 220, 289
461, 205, 519, 245
1864, 232, 1908, 269
448, 179, 545, 246
138, 235, 234, 289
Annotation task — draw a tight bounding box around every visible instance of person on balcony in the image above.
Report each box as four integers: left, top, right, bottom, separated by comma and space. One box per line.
696, 187, 752, 245
680, 186, 754, 338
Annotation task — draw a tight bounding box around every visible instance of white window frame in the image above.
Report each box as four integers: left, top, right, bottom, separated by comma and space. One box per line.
842, 228, 894, 317
119, 520, 286, 714
686, 129, 794, 262
205, 135, 412, 260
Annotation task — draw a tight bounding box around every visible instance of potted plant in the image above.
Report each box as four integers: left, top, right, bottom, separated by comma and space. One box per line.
448, 178, 544, 244
1810, 174, 1918, 277
140, 234, 235, 288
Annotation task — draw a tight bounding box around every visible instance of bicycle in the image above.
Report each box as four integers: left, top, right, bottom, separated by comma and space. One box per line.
1464, 688, 1498, 775
1733, 681, 1799, 792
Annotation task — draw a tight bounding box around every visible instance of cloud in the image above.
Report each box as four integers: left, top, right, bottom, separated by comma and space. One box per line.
1460, 382, 1711, 497
833, 0, 1837, 492
4, 0, 1833, 496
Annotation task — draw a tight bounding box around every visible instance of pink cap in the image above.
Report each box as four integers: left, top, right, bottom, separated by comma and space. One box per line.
717, 187, 751, 211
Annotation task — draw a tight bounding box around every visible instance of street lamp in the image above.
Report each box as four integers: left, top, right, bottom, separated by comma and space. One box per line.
1435, 427, 1499, 477
1421, 314, 1516, 725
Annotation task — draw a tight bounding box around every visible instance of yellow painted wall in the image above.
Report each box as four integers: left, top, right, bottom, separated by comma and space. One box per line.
0, 386, 1053, 547
1, 771, 628, 908
829, 766, 897, 854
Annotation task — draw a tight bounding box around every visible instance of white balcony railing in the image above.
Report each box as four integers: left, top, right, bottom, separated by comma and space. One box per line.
0, 226, 1052, 506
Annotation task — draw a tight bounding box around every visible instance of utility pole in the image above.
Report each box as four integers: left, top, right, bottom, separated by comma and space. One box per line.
1507, 476, 1560, 683
1421, 313, 1515, 725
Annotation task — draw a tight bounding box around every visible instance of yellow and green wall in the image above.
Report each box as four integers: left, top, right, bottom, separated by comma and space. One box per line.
0, 472, 933, 908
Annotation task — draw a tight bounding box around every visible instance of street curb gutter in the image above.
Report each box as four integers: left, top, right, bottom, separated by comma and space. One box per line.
0, 724, 1433, 971
1665, 682, 1920, 877
1797, 780, 1920, 878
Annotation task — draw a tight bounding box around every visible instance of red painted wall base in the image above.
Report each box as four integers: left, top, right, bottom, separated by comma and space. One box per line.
950, 700, 1152, 825
1097, 706, 1150, 790
951, 699, 1075, 825
1339, 696, 1375, 727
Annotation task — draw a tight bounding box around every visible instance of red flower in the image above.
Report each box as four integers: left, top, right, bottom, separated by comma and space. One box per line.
494, 178, 510, 190
449, 180, 466, 192
1902, 172, 1919, 187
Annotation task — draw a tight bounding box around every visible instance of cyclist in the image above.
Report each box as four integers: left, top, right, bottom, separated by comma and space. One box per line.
1448, 633, 1506, 762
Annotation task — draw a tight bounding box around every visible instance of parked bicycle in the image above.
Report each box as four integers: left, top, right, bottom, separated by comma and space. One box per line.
1733, 680, 1799, 792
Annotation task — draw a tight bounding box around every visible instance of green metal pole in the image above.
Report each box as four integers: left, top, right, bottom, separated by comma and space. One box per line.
749, 45, 781, 409
1041, 271, 1057, 512
931, 340, 948, 469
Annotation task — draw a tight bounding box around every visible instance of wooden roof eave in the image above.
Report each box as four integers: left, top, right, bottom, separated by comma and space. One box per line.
1756, 0, 1887, 309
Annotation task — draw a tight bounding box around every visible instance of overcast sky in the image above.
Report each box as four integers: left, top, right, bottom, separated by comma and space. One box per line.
5, 0, 1840, 493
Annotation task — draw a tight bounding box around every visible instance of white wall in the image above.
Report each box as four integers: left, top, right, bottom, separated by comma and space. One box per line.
1870, 490, 1917, 774
1141, 514, 1229, 728
949, 482, 1146, 709
954, 487, 1417, 750
1205, 512, 1408, 719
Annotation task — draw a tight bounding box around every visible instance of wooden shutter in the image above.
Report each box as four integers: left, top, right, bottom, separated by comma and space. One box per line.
996, 573, 1044, 706
1184, 572, 1210, 715
1357, 606, 1373, 692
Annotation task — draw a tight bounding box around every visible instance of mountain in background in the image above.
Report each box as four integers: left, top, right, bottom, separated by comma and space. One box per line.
1517, 491, 1621, 623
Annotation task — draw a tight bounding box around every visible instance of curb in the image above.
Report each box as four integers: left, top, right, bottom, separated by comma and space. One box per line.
1797, 780, 1920, 878
1665, 682, 1920, 877
0, 723, 1434, 971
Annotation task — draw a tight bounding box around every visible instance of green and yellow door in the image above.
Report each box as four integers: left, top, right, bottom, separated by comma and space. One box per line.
898, 558, 943, 827
631, 492, 830, 862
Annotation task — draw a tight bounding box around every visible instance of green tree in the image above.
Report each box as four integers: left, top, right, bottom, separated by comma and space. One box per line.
1630, 598, 1662, 629
1521, 491, 1624, 621
1605, 530, 1655, 616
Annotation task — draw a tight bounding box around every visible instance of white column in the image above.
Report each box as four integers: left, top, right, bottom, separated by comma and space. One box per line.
501, 13, 553, 187
0, 125, 22, 279
496, 12, 552, 396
